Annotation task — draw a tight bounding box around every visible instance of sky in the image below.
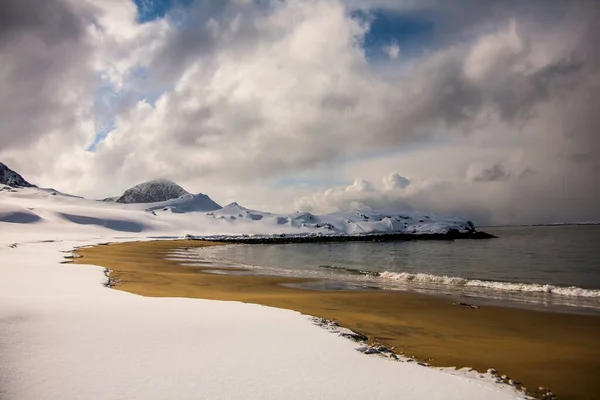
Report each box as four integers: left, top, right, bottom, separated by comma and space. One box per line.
0, 0, 598, 226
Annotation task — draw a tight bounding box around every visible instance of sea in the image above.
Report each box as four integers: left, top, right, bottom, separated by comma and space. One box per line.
176, 225, 600, 315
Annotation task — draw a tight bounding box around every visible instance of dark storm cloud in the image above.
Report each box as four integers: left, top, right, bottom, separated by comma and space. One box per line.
0, 0, 93, 151
148, 0, 263, 84
471, 164, 511, 183
0, 0, 83, 43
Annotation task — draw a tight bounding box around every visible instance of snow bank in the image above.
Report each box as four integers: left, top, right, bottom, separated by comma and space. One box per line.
0, 243, 526, 400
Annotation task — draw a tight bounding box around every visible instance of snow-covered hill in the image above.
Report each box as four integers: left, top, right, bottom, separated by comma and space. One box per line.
146, 193, 222, 213
0, 185, 474, 239
201, 202, 472, 239
0, 162, 35, 188
110, 179, 221, 212
0, 164, 476, 239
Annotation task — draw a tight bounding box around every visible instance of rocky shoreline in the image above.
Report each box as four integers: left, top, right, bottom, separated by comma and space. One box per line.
189, 230, 496, 245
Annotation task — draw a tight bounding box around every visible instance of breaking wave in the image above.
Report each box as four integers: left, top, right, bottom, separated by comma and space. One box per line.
378, 271, 600, 298
318, 265, 380, 276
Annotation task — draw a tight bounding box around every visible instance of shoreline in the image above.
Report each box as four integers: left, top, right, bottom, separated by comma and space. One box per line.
178, 243, 600, 317
187, 229, 496, 244
74, 240, 600, 400
1, 238, 529, 400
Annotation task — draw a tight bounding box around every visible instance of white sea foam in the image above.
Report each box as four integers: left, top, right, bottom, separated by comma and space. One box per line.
379, 271, 600, 298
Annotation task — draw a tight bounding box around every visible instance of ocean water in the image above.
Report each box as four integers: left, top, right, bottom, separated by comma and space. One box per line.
179, 225, 600, 314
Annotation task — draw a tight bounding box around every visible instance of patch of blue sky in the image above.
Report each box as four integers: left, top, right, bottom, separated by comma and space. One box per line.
126, 66, 170, 107
352, 9, 435, 61
133, 0, 195, 23
89, 78, 118, 152
87, 126, 116, 152
88, 66, 171, 152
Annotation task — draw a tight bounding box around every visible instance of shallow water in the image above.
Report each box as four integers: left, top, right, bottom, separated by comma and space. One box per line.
181, 225, 600, 314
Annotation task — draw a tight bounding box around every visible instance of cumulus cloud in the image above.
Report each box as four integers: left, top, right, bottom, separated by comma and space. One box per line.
382, 173, 410, 190
0, 0, 598, 224
346, 179, 375, 192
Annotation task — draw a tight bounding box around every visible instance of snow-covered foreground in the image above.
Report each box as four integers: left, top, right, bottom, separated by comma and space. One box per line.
0, 241, 528, 400
0, 187, 526, 399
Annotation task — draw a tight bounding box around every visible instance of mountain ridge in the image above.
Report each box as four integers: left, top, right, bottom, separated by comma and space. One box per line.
114, 179, 222, 211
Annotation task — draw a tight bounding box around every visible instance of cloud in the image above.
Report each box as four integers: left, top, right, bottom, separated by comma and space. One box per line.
382, 41, 399, 60
0, 0, 95, 152
0, 0, 598, 225
467, 164, 511, 182
382, 173, 410, 189
346, 178, 375, 192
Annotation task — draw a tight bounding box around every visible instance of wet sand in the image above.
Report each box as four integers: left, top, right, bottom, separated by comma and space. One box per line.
74, 240, 600, 400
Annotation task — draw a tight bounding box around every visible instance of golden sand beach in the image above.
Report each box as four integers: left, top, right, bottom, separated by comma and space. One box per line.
75, 240, 600, 400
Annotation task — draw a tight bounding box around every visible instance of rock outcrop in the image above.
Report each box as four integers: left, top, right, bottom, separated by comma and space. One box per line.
116, 179, 190, 204
0, 162, 35, 188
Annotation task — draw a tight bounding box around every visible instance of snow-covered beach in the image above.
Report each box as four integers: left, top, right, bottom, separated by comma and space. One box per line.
2, 0, 598, 397
0, 175, 533, 399
1, 239, 531, 400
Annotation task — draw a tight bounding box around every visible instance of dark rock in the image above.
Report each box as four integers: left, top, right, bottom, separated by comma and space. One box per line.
454, 302, 479, 309
199, 230, 497, 245
0, 162, 35, 188
357, 347, 379, 355
340, 332, 369, 342
116, 179, 190, 204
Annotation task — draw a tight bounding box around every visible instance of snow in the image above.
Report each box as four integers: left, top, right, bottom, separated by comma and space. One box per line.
203, 202, 472, 238
0, 185, 527, 399
145, 193, 222, 213
0, 186, 471, 239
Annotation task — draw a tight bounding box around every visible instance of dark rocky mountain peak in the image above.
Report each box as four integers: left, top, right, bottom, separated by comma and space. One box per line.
116, 179, 190, 204
0, 162, 35, 188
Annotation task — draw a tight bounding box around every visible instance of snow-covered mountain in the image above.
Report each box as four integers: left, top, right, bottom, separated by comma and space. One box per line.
0, 164, 479, 239
110, 179, 222, 212
146, 193, 222, 213
0, 162, 35, 188
115, 179, 191, 203
201, 202, 473, 238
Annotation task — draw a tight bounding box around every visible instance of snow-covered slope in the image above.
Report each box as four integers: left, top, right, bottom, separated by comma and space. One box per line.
146, 193, 222, 213
0, 163, 472, 238
111, 179, 221, 212
0, 162, 35, 188
0, 187, 472, 238
115, 179, 191, 204
0, 239, 526, 400
203, 202, 471, 238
